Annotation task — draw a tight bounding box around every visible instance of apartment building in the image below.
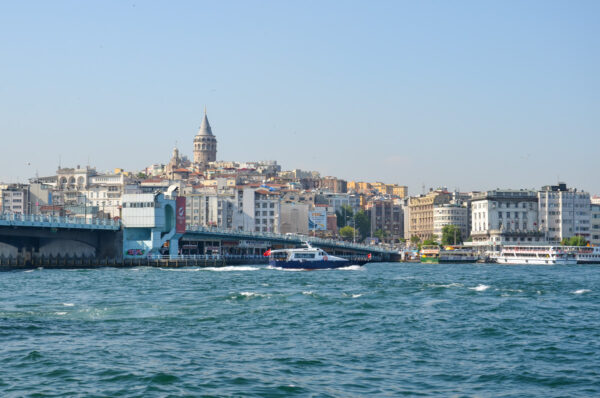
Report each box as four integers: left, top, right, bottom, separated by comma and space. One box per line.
538, 183, 591, 243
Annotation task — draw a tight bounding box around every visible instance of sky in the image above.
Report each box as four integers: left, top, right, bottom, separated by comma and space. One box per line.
0, 1, 598, 195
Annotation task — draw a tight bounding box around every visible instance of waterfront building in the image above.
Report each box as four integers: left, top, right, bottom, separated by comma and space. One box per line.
366, 198, 403, 241
538, 183, 591, 243
591, 203, 600, 246
193, 110, 217, 171
433, 203, 468, 243
408, 189, 452, 241
470, 190, 543, 246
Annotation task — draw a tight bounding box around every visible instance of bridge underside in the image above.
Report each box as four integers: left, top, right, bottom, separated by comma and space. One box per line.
0, 226, 122, 259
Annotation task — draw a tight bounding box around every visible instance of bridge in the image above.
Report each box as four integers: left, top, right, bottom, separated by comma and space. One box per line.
0, 212, 399, 266
183, 226, 396, 258
0, 214, 122, 261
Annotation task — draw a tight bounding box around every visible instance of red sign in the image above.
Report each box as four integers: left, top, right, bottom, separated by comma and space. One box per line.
176, 197, 186, 233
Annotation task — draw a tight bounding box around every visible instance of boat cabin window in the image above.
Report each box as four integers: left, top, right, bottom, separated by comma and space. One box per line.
294, 253, 316, 259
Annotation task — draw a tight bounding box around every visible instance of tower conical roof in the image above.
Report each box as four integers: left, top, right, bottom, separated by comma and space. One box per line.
197, 110, 213, 137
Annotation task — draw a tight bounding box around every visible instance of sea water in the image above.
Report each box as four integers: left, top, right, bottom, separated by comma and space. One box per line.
1, 263, 599, 397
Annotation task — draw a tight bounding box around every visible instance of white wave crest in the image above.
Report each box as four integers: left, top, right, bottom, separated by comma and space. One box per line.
239, 291, 268, 298
302, 291, 314, 295
352, 294, 363, 298
429, 283, 462, 288
204, 266, 260, 272
470, 284, 490, 292
573, 289, 591, 295
62, 303, 74, 307
24, 269, 35, 273
159, 268, 201, 272
55, 312, 67, 316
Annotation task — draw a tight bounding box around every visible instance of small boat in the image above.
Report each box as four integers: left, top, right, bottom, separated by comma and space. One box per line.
491, 245, 577, 265
267, 242, 368, 270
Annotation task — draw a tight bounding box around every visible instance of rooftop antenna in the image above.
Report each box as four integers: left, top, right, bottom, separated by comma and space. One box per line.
58, 155, 62, 170
422, 183, 425, 195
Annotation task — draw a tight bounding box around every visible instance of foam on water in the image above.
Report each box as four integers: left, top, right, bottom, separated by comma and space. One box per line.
62, 303, 75, 307
573, 289, 591, 294
428, 283, 463, 288
159, 268, 201, 272
238, 291, 269, 298
470, 284, 490, 292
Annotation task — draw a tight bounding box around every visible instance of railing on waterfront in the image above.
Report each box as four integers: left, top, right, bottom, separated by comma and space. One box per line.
0, 213, 121, 230
184, 225, 394, 254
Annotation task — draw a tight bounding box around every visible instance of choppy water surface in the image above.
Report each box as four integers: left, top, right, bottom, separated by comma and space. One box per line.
1, 263, 600, 397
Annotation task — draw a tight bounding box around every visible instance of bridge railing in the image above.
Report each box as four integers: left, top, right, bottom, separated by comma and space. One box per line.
0, 213, 121, 229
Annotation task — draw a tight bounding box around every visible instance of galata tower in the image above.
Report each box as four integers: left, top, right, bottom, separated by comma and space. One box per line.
193, 109, 217, 170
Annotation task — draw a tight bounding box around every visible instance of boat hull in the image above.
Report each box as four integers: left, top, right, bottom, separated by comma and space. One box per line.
494, 257, 577, 265
269, 259, 361, 269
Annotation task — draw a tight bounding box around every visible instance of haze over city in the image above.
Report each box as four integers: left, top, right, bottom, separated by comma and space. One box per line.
1, 1, 598, 193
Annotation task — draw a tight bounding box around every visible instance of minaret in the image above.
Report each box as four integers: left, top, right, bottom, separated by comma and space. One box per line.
193, 108, 217, 170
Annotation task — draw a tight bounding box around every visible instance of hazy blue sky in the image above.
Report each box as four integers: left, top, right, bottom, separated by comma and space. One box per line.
1, 1, 598, 194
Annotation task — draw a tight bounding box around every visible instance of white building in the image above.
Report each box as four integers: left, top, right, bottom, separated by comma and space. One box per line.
83, 174, 130, 218
233, 186, 281, 233
0, 184, 29, 214
433, 204, 468, 243
185, 189, 235, 229
470, 190, 544, 247
121, 193, 181, 257
538, 183, 591, 243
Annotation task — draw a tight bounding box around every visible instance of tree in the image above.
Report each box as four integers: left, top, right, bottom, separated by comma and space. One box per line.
335, 204, 354, 228
562, 236, 588, 246
374, 229, 387, 241
422, 239, 438, 246
441, 225, 463, 245
339, 226, 356, 241
410, 235, 421, 246
354, 210, 370, 240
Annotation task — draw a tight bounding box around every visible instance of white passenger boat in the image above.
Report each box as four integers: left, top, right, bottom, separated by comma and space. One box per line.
267, 242, 368, 270
564, 246, 600, 264
492, 245, 577, 265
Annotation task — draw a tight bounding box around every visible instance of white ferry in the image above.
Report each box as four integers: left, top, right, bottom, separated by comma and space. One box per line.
267, 242, 368, 270
492, 245, 577, 265
563, 246, 600, 264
